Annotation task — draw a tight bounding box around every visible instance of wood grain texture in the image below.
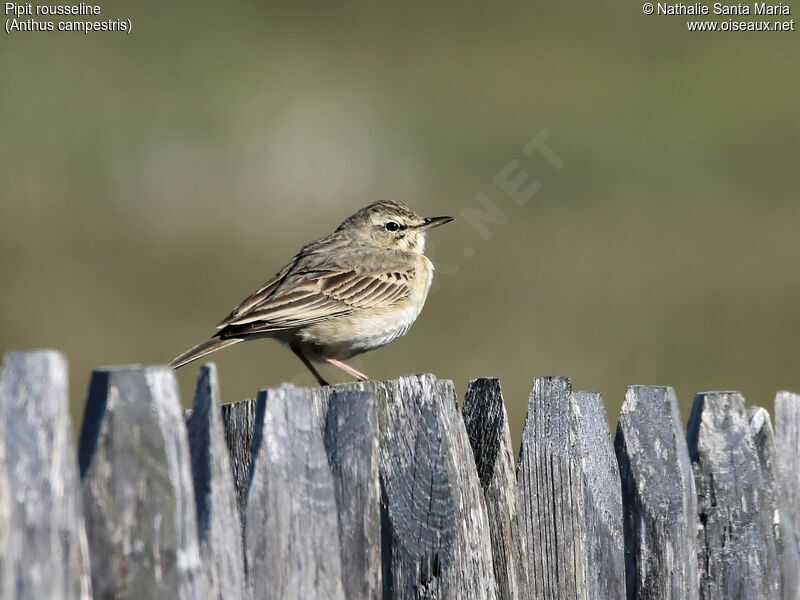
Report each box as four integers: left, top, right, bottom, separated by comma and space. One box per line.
518, 376, 584, 599
462, 377, 531, 600
517, 377, 625, 600
344, 374, 498, 599
614, 385, 698, 600
187, 364, 247, 600
245, 386, 345, 600
748, 407, 800, 600
688, 391, 779, 600
0, 350, 92, 600
0, 409, 14, 600
572, 390, 625, 600
323, 389, 382, 600
220, 396, 257, 528
6, 347, 800, 600
78, 366, 205, 600
775, 391, 800, 550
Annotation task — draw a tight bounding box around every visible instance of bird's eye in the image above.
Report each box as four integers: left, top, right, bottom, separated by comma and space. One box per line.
385, 221, 400, 232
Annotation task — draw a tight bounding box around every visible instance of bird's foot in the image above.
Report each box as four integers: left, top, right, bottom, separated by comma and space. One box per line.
323, 356, 369, 382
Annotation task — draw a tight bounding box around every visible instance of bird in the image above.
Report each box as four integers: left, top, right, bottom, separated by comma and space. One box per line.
169, 200, 454, 386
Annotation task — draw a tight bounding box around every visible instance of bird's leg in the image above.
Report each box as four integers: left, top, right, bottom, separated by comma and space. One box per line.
323, 356, 370, 382
290, 345, 330, 387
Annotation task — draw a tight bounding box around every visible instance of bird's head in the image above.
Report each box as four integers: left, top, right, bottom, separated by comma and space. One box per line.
338, 200, 454, 254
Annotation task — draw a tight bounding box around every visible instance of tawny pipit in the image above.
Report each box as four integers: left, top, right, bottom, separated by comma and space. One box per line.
169, 201, 454, 385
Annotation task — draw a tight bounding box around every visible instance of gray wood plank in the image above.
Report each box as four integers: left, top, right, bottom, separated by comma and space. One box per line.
775, 391, 800, 549
688, 391, 780, 600
345, 374, 498, 599
518, 376, 583, 599
462, 377, 531, 600
187, 364, 247, 600
572, 390, 625, 600
220, 396, 257, 528
518, 377, 578, 599
0, 350, 92, 600
517, 377, 625, 600
323, 389, 382, 600
245, 386, 345, 600
78, 365, 206, 600
0, 411, 14, 600
748, 406, 800, 600
614, 385, 698, 600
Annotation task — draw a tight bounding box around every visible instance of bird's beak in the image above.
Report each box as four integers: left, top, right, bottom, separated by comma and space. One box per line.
416, 216, 455, 232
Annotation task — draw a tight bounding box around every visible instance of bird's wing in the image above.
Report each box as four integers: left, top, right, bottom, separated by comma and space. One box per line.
215, 264, 415, 338
216, 262, 294, 330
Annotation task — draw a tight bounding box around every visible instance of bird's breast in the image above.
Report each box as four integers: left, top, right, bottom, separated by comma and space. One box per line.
296, 258, 434, 359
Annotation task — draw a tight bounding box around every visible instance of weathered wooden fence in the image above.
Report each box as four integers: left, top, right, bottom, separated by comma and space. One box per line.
0, 349, 799, 599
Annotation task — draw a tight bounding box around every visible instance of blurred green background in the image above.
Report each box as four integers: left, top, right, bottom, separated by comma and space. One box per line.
2, 1, 798, 446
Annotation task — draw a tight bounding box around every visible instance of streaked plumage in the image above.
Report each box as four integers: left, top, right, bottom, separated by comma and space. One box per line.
169, 200, 453, 385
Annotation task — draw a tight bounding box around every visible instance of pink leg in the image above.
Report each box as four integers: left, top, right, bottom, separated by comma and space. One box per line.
323, 356, 369, 381
290, 346, 330, 386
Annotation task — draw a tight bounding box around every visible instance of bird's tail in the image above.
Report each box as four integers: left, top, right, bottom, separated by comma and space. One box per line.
168, 338, 243, 369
